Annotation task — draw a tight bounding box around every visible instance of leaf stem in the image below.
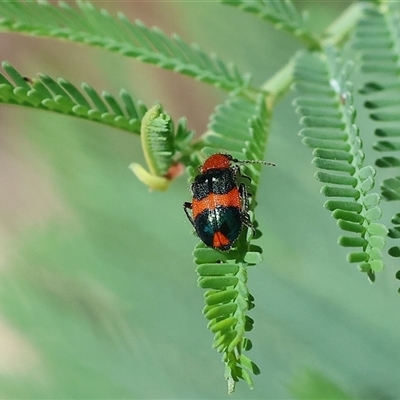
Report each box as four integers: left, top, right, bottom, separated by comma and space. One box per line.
322, 2, 365, 47
261, 57, 295, 109
259, 3, 365, 111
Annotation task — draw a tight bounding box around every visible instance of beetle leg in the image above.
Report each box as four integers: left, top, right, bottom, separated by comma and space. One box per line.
183, 202, 196, 229
241, 174, 251, 182
238, 184, 255, 233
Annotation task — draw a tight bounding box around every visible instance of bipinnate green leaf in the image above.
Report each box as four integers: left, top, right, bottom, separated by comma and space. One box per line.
293, 48, 387, 280
0, 0, 252, 92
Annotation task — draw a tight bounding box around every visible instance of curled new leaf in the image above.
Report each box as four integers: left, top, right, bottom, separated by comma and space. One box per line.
130, 105, 174, 191
130, 105, 192, 190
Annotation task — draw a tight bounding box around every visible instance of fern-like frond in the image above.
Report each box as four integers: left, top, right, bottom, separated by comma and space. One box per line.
293, 48, 387, 281
190, 95, 271, 392
354, 6, 400, 175
0, 0, 253, 92
0, 61, 146, 133
352, 4, 400, 279
221, 0, 320, 49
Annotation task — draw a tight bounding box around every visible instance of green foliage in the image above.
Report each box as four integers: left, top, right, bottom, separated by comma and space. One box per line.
293, 48, 387, 281
191, 95, 271, 392
130, 105, 194, 190
200, 95, 270, 190
140, 106, 175, 176
221, 0, 320, 49
1, 0, 400, 396
352, 4, 400, 283
0, 0, 252, 92
0, 61, 146, 133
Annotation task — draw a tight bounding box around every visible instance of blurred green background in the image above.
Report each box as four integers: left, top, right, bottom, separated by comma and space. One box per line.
1, 1, 400, 398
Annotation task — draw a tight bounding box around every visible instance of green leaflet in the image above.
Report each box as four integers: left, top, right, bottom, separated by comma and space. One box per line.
194, 243, 258, 393
389, 214, 400, 287
353, 4, 400, 285
190, 94, 272, 393
0, 61, 145, 133
221, 0, 319, 49
356, 6, 400, 179
0, 0, 252, 92
293, 48, 387, 281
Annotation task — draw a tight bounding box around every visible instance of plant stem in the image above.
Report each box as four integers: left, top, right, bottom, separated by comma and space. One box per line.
322, 2, 365, 47
259, 2, 365, 111
261, 57, 295, 109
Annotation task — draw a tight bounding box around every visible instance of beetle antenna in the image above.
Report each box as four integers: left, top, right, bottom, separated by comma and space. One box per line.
232, 158, 276, 167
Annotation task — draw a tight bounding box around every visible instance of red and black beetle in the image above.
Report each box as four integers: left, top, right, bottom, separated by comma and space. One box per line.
183, 153, 274, 251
